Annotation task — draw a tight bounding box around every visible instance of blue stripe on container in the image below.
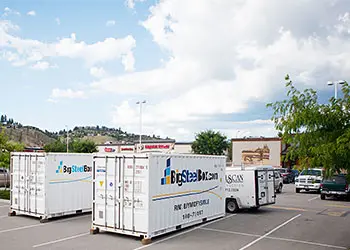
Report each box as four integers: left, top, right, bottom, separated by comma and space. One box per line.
152, 185, 219, 201
49, 176, 91, 184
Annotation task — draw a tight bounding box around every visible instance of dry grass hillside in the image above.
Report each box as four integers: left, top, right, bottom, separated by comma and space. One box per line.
0, 126, 55, 147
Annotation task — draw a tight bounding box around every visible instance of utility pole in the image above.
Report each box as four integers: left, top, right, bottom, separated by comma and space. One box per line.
136, 100, 146, 148
65, 125, 69, 153
327, 80, 346, 99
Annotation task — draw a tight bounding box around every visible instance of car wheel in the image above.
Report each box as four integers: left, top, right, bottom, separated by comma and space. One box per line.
226, 199, 239, 213
277, 184, 282, 193
296, 188, 301, 193
321, 194, 326, 200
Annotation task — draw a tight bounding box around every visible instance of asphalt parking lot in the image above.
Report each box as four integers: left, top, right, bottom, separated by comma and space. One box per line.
0, 184, 349, 250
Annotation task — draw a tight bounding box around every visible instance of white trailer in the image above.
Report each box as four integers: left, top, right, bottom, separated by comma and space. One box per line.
9, 152, 93, 222
225, 165, 276, 213
90, 153, 226, 243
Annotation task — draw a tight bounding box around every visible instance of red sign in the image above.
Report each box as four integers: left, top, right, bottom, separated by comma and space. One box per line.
121, 147, 134, 151
144, 144, 171, 149
104, 147, 116, 152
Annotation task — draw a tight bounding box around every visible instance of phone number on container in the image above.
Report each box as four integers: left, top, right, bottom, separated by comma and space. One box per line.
183, 210, 203, 220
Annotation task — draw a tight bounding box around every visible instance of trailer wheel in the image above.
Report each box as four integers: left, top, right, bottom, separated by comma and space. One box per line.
320, 194, 326, 200
226, 199, 239, 213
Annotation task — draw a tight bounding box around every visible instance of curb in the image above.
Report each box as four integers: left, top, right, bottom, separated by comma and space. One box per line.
0, 198, 10, 204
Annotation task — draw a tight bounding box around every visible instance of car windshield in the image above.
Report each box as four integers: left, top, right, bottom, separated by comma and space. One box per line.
300, 169, 322, 176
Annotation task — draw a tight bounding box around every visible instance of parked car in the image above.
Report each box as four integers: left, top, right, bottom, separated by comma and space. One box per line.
274, 170, 283, 193
291, 169, 299, 182
295, 168, 323, 193
276, 168, 293, 184
0, 168, 10, 188
320, 174, 350, 200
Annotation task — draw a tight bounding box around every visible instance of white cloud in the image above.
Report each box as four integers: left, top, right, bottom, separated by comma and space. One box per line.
90, 67, 107, 78
0, 21, 136, 70
30, 61, 57, 70
50, 88, 86, 100
98, 0, 350, 140
2, 7, 20, 17
55, 18, 60, 25
126, 0, 146, 9
106, 20, 116, 27
27, 11, 36, 16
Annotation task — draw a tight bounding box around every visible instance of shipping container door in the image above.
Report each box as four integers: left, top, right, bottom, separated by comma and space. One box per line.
256, 170, 275, 205
93, 155, 149, 234
11, 154, 45, 214
28, 154, 46, 214
93, 156, 121, 229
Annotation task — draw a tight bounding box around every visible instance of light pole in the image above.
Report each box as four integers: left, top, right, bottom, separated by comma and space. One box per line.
327, 80, 346, 99
65, 125, 69, 153
136, 100, 146, 146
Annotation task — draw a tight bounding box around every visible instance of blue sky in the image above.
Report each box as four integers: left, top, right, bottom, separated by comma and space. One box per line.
1, 0, 349, 141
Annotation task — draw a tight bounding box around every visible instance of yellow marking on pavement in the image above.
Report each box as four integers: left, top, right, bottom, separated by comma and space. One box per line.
326, 204, 350, 209
326, 211, 347, 217
268, 205, 309, 212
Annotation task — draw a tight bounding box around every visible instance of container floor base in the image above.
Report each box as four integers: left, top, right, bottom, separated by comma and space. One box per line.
8, 211, 16, 216
90, 228, 100, 235
40, 218, 49, 223
141, 238, 152, 245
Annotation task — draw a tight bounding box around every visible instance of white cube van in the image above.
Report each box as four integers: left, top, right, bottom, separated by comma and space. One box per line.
225, 165, 276, 213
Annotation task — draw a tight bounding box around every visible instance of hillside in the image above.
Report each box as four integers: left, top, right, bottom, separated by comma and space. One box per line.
0, 126, 56, 147
0, 113, 171, 147
69, 126, 170, 144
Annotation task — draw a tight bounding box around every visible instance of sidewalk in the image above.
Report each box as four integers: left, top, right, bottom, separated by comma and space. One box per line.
0, 198, 9, 204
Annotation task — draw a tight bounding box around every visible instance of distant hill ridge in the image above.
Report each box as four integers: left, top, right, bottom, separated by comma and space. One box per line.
0, 115, 170, 147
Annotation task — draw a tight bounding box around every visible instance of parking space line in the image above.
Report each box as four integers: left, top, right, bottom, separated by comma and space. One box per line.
200, 227, 346, 249
267, 236, 347, 249
238, 214, 301, 250
308, 196, 318, 202
0, 214, 90, 234
0, 205, 9, 208
133, 214, 237, 250
200, 227, 260, 238
32, 233, 89, 248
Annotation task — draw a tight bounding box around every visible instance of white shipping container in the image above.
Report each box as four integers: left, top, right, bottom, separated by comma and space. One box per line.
225, 165, 276, 213
90, 153, 226, 242
9, 152, 93, 222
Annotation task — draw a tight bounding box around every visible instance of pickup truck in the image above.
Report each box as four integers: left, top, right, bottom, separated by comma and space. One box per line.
295, 168, 323, 193
0, 168, 10, 188
320, 174, 350, 200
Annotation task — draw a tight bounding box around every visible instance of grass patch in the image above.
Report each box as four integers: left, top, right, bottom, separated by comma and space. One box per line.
0, 189, 10, 200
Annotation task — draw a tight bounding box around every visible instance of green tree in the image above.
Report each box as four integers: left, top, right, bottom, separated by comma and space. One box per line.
0, 130, 25, 169
71, 139, 98, 153
43, 138, 97, 153
267, 75, 350, 176
191, 130, 229, 155
43, 139, 67, 152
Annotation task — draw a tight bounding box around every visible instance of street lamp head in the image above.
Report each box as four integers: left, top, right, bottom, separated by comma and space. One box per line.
327, 81, 334, 86
337, 80, 346, 85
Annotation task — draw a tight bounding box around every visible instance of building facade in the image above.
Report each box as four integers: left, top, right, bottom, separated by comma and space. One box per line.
97, 140, 193, 154
231, 137, 282, 168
